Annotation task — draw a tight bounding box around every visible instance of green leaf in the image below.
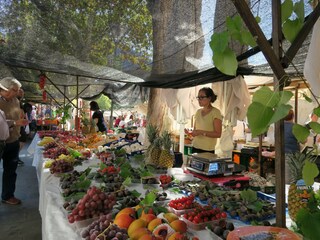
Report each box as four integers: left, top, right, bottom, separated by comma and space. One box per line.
293, 0, 305, 21
303, 160, 319, 186
278, 90, 293, 105
247, 201, 263, 213
226, 15, 242, 33
303, 93, 313, 103
252, 86, 280, 107
209, 31, 229, 53
296, 209, 320, 240
241, 30, 257, 47
283, 18, 303, 43
268, 104, 292, 125
281, 0, 294, 24
247, 102, 273, 137
122, 177, 132, 186
240, 189, 257, 203
141, 191, 157, 206
313, 107, 320, 117
293, 124, 310, 143
309, 122, 320, 134
255, 16, 261, 23
212, 47, 238, 76
130, 189, 141, 198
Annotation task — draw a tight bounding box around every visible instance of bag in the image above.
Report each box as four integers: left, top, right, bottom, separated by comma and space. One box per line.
25, 124, 30, 135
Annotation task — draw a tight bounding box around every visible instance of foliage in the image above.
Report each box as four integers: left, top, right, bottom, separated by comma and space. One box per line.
56, 104, 72, 124
96, 94, 112, 111
247, 86, 293, 137
281, 0, 305, 43
209, 15, 257, 76
0, 0, 153, 70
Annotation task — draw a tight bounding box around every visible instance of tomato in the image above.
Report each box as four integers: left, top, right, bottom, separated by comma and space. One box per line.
221, 212, 227, 219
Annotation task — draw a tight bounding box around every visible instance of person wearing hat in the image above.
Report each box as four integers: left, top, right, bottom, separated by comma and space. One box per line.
0, 77, 28, 205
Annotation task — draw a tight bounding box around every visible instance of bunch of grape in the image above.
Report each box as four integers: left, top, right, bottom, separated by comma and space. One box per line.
49, 160, 74, 174
67, 186, 116, 223
43, 147, 69, 159
44, 141, 59, 150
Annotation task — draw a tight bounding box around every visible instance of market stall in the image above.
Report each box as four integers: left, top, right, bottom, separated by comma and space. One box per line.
26, 130, 306, 240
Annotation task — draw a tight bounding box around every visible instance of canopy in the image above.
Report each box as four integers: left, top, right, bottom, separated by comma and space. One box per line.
0, 0, 315, 106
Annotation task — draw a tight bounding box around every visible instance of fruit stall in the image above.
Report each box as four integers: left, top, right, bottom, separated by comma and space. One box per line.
28, 129, 313, 240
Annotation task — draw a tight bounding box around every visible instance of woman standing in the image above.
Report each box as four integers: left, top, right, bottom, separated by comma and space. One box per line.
89, 101, 107, 133
189, 87, 222, 154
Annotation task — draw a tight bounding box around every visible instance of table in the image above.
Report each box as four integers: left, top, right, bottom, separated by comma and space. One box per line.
29, 134, 217, 240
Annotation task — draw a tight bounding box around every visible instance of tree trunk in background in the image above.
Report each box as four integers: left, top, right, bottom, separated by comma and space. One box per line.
147, 0, 203, 132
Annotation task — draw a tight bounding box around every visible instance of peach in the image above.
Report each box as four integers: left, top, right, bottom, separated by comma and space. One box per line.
169, 219, 187, 234
167, 232, 188, 240
148, 218, 166, 232
128, 219, 148, 238
130, 227, 150, 240
140, 213, 157, 224
115, 207, 136, 219
113, 213, 135, 229
163, 212, 179, 223
138, 233, 157, 240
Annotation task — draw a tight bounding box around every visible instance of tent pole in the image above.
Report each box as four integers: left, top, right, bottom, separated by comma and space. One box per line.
110, 101, 114, 130
76, 76, 79, 135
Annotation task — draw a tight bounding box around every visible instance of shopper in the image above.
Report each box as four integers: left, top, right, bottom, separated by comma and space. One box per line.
284, 109, 302, 184
0, 83, 10, 160
0, 77, 28, 205
188, 87, 222, 154
89, 101, 107, 133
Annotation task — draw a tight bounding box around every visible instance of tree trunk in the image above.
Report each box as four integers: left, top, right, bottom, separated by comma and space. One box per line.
147, 0, 203, 132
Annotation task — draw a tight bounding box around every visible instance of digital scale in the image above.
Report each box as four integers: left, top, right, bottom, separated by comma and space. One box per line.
186, 152, 235, 176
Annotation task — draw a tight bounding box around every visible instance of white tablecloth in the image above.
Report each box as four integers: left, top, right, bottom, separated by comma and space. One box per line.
28, 134, 246, 240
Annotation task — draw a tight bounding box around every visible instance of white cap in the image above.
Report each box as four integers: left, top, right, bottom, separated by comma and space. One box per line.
0, 82, 8, 91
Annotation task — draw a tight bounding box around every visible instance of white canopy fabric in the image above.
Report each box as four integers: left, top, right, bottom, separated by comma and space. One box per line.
304, 18, 320, 98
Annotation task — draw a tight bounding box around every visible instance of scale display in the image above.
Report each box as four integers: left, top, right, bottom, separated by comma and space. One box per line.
208, 162, 219, 172
190, 160, 204, 171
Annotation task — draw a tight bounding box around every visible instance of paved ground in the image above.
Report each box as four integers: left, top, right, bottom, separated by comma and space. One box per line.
0, 137, 42, 240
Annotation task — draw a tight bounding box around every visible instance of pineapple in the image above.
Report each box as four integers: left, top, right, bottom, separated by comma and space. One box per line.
158, 130, 174, 168
145, 124, 159, 165
287, 151, 316, 222
149, 137, 162, 166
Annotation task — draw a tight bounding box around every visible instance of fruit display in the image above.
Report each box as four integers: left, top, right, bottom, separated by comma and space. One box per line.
38, 136, 55, 146
50, 160, 74, 174
80, 213, 129, 240
43, 146, 69, 159
206, 219, 235, 240
181, 205, 227, 230
67, 186, 116, 223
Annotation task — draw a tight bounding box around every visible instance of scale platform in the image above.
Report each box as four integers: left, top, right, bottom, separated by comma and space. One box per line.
186, 152, 234, 176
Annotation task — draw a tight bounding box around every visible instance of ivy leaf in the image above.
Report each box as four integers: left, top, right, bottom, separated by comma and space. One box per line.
309, 122, 320, 134
303, 93, 313, 103
252, 86, 280, 107
241, 30, 257, 47
303, 160, 319, 186
281, 0, 294, 24
293, 0, 305, 21
293, 124, 310, 143
247, 102, 273, 137
283, 18, 303, 43
212, 47, 238, 76
209, 31, 229, 53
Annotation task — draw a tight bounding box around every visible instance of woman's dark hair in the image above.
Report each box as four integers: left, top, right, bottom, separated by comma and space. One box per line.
90, 101, 100, 111
199, 87, 217, 103
284, 109, 294, 121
